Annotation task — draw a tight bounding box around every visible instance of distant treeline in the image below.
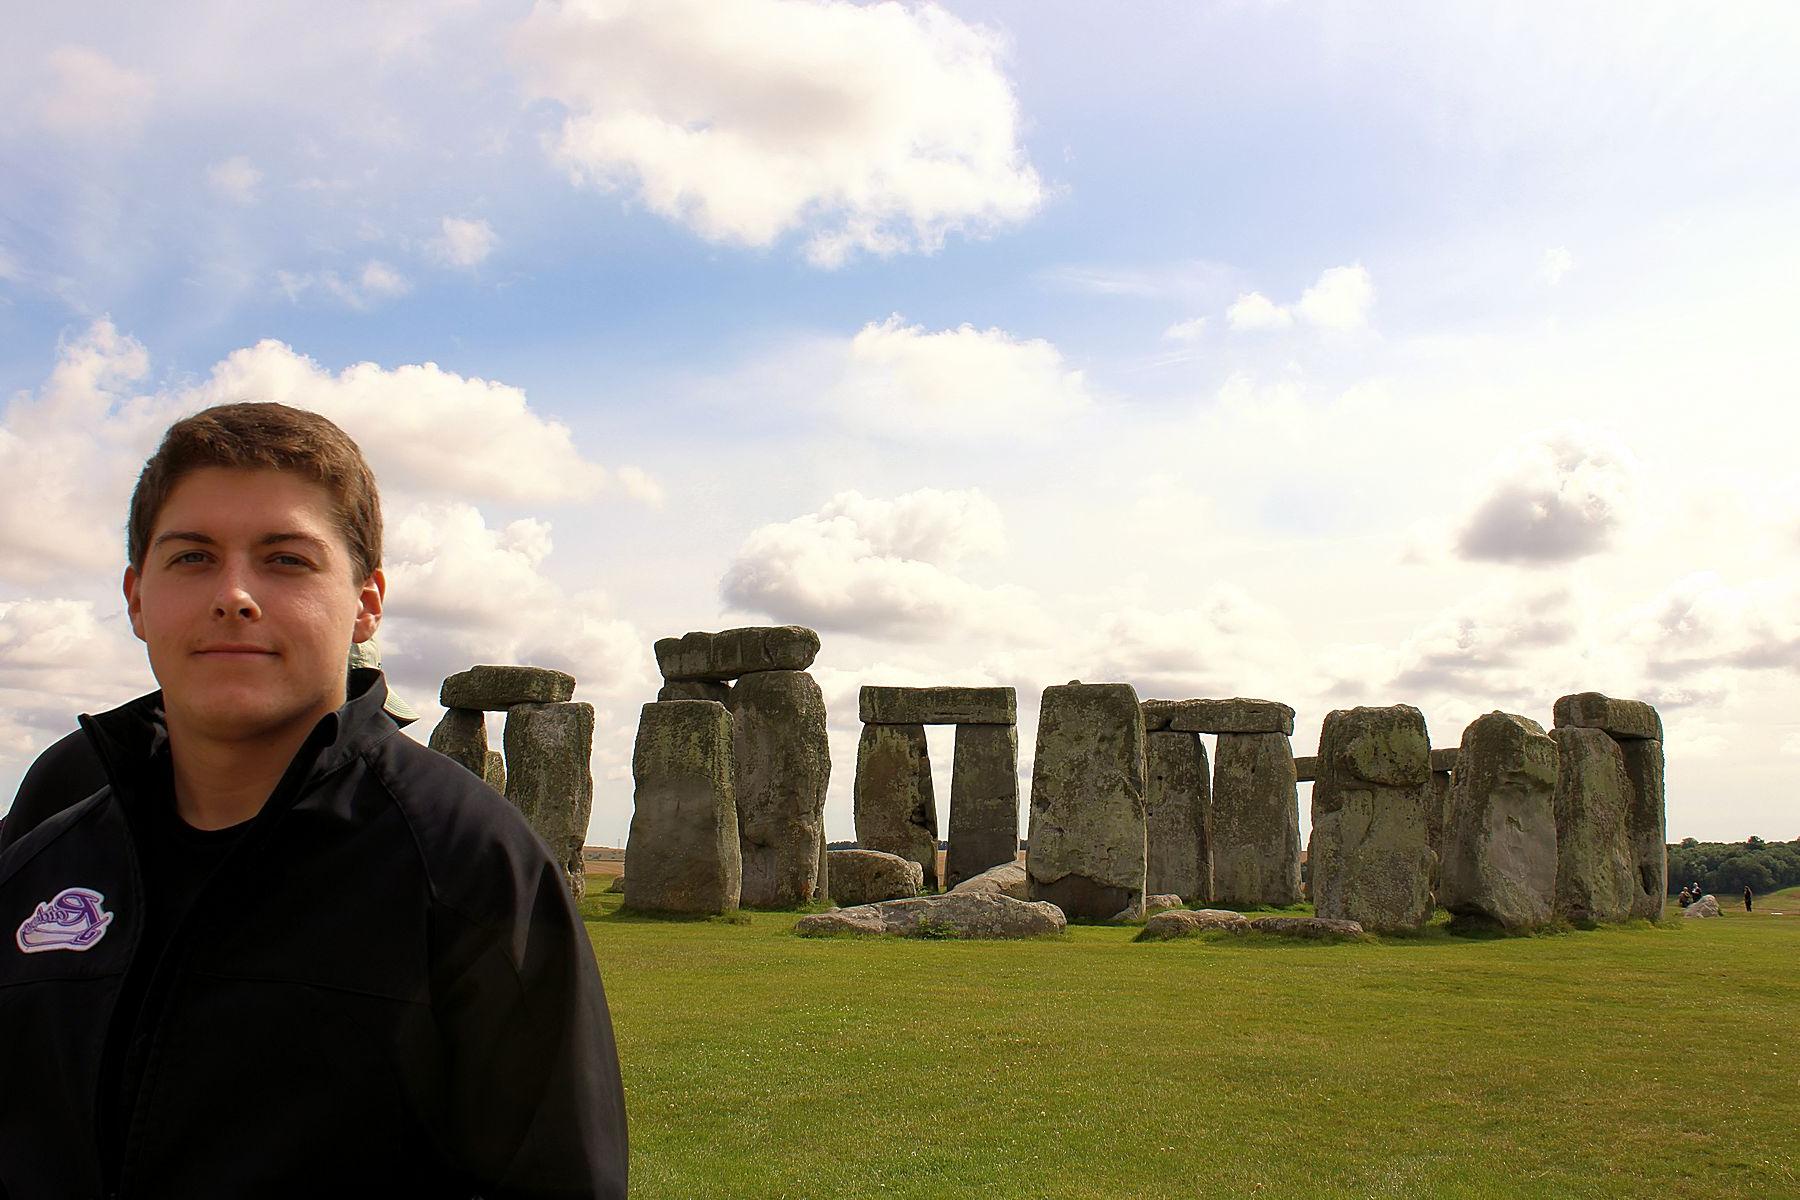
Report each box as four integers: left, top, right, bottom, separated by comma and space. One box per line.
1667, 837, 1800, 897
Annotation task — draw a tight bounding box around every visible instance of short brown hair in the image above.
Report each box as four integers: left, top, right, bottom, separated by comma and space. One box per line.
128, 402, 383, 580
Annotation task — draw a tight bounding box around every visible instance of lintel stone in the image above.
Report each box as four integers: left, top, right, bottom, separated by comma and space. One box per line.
1552, 692, 1663, 741
1429, 747, 1460, 773
654, 626, 820, 682
1166, 698, 1295, 736
859, 685, 1016, 726
1293, 755, 1318, 782
441, 664, 576, 710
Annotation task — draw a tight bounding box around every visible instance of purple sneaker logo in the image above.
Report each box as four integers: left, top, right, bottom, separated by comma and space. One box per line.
15, 887, 115, 954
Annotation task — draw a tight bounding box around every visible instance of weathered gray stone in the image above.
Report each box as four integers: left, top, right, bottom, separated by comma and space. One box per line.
1249, 916, 1366, 939
827, 849, 923, 906
1429, 747, 1460, 773
732, 670, 829, 907
428, 707, 487, 777
1167, 698, 1296, 736
1145, 731, 1211, 903
796, 892, 1066, 939
1551, 727, 1636, 925
1427, 769, 1452, 894
1620, 738, 1667, 921
1293, 755, 1318, 783
655, 626, 821, 682
946, 723, 1019, 889
1553, 692, 1663, 741
503, 701, 595, 901
813, 822, 829, 904
1309, 705, 1434, 933
442, 665, 576, 710
1140, 700, 1182, 732
624, 701, 741, 915
606, 873, 627, 894
1136, 909, 1252, 940
1683, 894, 1720, 919
1025, 682, 1148, 920
1439, 712, 1559, 931
947, 860, 1028, 899
1211, 732, 1302, 907
1108, 894, 1183, 924
658, 680, 732, 705
859, 685, 1016, 726
483, 750, 506, 793
853, 723, 939, 891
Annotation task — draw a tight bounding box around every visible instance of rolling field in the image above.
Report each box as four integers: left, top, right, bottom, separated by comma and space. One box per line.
581, 895, 1798, 1199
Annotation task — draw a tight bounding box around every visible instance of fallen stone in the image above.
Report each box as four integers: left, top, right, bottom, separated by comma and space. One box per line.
1553, 692, 1663, 741
1293, 755, 1318, 783
853, 723, 939, 890
1310, 705, 1434, 933
859, 685, 1016, 726
1167, 698, 1296, 736
658, 680, 732, 705
624, 700, 742, 915
1438, 712, 1559, 931
606, 874, 627, 894
428, 707, 487, 777
1551, 727, 1637, 925
733, 670, 830, 907
948, 860, 1029, 899
796, 892, 1067, 939
1136, 909, 1253, 940
1108, 894, 1183, 924
1620, 738, 1667, 920
1025, 682, 1148, 920
655, 626, 821, 682
442, 665, 577, 710
1146, 730, 1211, 903
945, 723, 1020, 889
1683, 894, 1721, 919
483, 750, 506, 793
1211, 732, 1303, 907
828, 849, 924, 906
503, 701, 595, 901
1249, 916, 1366, 939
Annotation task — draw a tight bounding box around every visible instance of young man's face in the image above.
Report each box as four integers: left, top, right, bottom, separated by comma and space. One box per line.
123, 467, 384, 745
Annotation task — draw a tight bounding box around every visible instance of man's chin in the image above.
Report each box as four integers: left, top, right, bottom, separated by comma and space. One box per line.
174, 698, 332, 745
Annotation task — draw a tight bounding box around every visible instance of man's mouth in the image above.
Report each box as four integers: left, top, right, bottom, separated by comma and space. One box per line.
194, 645, 278, 658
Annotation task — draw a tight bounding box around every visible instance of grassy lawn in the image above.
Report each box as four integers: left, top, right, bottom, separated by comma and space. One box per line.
581, 894, 1798, 1199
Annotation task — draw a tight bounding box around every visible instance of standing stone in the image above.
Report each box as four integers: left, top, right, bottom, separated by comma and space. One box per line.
442, 665, 577, 710
732, 670, 830, 907
1427, 769, 1453, 892
503, 701, 595, 901
1145, 731, 1211, 903
1551, 727, 1636, 925
1620, 738, 1667, 920
1309, 705, 1434, 933
1211, 733, 1302, 907
482, 750, 506, 794
1439, 712, 1559, 930
1025, 683, 1147, 921
813, 822, 829, 903
428, 707, 487, 777
853, 724, 939, 890
625, 701, 741, 915
945, 723, 1019, 890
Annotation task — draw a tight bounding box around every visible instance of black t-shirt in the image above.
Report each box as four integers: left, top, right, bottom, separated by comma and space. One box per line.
97, 751, 251, 1185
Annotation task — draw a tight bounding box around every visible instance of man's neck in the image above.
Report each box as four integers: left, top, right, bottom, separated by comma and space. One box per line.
165, 713, 330, 831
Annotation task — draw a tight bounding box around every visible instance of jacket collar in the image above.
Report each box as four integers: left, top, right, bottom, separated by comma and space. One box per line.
80, 668, 401, 810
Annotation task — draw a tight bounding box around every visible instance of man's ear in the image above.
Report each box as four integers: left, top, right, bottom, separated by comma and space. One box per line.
122, 565, 147, 643
352, 567, 386, 643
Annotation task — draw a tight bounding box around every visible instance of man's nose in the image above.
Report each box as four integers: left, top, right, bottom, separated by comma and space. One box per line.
212, 564, 262, 620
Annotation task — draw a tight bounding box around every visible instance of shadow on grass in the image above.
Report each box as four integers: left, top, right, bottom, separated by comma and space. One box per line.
587, 906, 752, 926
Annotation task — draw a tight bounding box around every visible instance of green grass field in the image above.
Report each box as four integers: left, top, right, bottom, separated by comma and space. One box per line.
581, 893, 1799, 1199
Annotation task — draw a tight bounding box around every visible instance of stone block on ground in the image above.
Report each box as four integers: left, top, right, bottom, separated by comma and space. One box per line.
732, 670, 830, 907
658, 680, 732, 705
1620, 738, 1667, 921
853, 723, 939, 890
795, 892, 1066, 939
1145, 730, 1211, 903
1135, 909, 1253, 940
827, 849, 924, 906
655, 626, 821, 682
1438, 712, 1559, 931
1025, 682, 1148, 920
624, 700, 741, 915
945, 723, 1020, 889
1683, 894, 1720, 919
1249, 916, 1366, 939
1167, 698, 1296, 736
1211, 732, 1303, 907
1552, 692, 1663, 741
442, 665, 577, 710
1309, 705, 1434, 933
606, 874, 627, 894
1551, 727, 1636, 925
793, 907, 888, 936
858, 685, 1017, 726
428, 707, 487, 777
948, 860, 1029, 899
503, 701, 595, 901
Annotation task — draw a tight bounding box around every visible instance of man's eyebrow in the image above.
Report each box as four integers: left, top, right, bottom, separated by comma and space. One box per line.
150, 531, 330, 551
258, 532, 330, 551
151, 531, 216, 548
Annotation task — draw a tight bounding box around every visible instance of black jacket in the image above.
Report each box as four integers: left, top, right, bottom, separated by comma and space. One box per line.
0, 728, 109, 856
0, 672, 628, 1198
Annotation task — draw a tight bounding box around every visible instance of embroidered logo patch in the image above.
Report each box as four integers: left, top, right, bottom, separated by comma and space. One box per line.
15, 887, 115, 954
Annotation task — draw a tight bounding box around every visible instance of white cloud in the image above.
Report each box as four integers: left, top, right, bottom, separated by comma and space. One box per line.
1163, 316, 1208, 342
430, 216, 497, 269
1225, 291, 1293, 331
0, 597, 155, 763
39, 46, 154, 137
277, 260, 411, 310
1540, 246, 1574, 286
206, 156, 264, 205
514, 0, 1044, 266
719, 488, 1048, 640
1295, 264, 1375, 332
1625, 573, 1800, 680
1455, 428, 1637, 564
1083, 588, 1302, 701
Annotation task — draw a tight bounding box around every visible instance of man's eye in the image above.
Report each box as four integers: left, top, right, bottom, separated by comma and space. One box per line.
271, 554, 310, 568
172, 551, 209, 565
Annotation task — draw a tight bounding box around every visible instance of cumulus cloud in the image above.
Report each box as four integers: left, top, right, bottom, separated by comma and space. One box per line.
1163, 316, 1208, 342
1540, 246, 1574, 286
430, 216, 497, 268
277, 260, 411, 309
39, 46, 154, 137
1386, 588, 1578, 700
1626, 573, 1800, 680
206, 156, 263, 204
719, 488, 1048, 639
514, 0, 1044, 266
1083, 588, 1302, 701
1225, 291, 1293, 332
1455, 430, 1637, 564
1226, 264, 1375, 333
0, 598, 155, 764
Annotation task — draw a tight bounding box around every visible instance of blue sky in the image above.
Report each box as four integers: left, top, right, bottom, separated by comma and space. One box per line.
4, 1, 1798, 844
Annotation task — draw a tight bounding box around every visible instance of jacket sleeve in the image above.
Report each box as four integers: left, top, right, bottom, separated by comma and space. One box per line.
429, 846, 629, 1199
0, 729, 108, 854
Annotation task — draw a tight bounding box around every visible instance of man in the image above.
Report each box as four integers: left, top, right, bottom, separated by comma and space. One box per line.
0, 403, 628, 1197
